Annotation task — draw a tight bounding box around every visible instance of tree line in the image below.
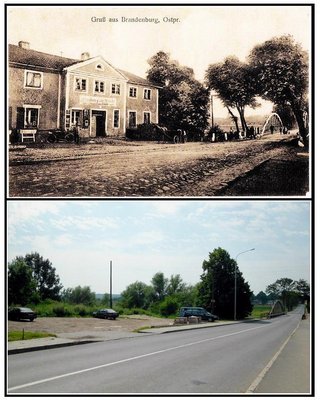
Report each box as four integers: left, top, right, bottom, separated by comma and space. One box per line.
146, 35, 309, 146
8, 250, 310, 318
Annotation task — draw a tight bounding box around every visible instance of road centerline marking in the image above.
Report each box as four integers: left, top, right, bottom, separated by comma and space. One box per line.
8, 324, 268, 392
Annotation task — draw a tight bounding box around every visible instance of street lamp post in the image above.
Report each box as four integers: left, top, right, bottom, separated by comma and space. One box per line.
234, 248, 255, 321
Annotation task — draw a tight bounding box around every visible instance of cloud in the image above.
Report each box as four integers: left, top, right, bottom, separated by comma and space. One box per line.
51, 215, 119, 231
8, 201, 62, 226
149, 201, 187, 216
7, 202, 63, 243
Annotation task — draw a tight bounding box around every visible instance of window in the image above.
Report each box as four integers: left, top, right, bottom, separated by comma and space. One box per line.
111, 83, 121, 95
75, 77, 87, 92
143, 88, 151, 100
96, 64, 104, 71
25, 107, 39, 127
128, 111, 137, 128
129, 87, 137, 98
113, 110, 120, 128
71, 110, 82, 126
24, 71, 42, 89
143, 112, 151, 124
94, 80, 105, 93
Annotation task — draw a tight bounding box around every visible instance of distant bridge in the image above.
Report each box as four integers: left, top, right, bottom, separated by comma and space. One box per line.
268, 300, 286, 318
261, 112, 284, 135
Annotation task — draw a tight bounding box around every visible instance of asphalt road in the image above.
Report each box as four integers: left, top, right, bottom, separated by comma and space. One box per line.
8, 308, 305, 394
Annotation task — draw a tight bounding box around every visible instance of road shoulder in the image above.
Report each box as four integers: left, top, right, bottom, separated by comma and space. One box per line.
250, 317, 310, 394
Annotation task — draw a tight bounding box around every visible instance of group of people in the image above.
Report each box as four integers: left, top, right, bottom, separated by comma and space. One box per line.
227, 126, 258, 141
270, 124, 288, 135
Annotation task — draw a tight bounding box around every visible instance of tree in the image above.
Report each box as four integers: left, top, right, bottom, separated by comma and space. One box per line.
121, 281, 153, 309
274, 103, 296, 130
205, 56, 259, 132
248, 35, 309, 145
24, 252, 63, 301
167, 274, 186, 295
294, 279, 310, 303
198, 248, 253, 319
255, 291, 268, 305
147, 51, 209, 134
151, 272, 168, 301
266, 278, 297, 311
8, 257, 38, 305
61, 286, 96, 306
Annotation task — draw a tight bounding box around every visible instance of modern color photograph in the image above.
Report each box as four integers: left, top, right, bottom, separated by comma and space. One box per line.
7, 200, 311, 394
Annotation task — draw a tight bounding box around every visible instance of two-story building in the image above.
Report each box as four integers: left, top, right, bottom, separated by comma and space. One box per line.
8, 41, 159, 139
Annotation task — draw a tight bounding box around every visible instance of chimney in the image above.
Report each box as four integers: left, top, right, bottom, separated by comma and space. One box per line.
81, 52, 90, 60
18, 41, 30, 49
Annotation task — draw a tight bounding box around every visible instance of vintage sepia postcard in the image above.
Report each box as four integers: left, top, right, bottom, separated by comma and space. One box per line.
7, 4, 312, 197
5, 3, 314, 397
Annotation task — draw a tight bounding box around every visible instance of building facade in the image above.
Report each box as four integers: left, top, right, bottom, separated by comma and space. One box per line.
8, 41, 159, 139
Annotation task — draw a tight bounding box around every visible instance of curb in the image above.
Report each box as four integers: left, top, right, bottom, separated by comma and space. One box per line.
137, 320, 244, 334
8, 340, 99, 355
8, 321, 244, 354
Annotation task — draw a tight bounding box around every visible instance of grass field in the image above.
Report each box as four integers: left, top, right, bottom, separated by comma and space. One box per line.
250, 305, 272, 318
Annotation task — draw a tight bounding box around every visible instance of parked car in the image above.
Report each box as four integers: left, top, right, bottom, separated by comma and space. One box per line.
179, 307, 218, 322
46, 129, 74, 143
92, 309, 119, 320
8, 307, 37, 321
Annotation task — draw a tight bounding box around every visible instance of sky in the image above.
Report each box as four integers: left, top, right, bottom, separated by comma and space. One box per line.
6, 4, 312, 118
7, 201, 311, 296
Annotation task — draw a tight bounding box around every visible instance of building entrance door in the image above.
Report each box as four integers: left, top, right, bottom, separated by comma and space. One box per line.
91, 110, 106, 137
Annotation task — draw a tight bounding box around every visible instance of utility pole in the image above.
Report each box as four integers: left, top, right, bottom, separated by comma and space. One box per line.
211, 93, 215, 127
211, 269, 214, 314
234, 248, 255, 320
109, 260, 113, 309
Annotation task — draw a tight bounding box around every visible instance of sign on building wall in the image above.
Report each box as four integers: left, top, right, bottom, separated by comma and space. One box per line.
80, 96, 116, 106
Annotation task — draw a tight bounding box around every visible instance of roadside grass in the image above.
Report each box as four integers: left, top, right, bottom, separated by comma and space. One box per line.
250, 305, 272, 318
8, 331, 56, 342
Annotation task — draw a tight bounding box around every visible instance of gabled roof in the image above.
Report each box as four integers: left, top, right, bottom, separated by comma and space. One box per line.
8, 44, 78, 71
8, 43, 160, 88
63, 55, 128, 81
118, 69, 161, 88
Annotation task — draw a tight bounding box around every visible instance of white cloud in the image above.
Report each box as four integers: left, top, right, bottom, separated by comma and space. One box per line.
7, 201, 62, 226
149, 201, 187, 216
51, 215, 119, 231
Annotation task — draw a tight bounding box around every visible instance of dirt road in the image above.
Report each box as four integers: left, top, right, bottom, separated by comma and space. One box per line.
9, 134, 309, 197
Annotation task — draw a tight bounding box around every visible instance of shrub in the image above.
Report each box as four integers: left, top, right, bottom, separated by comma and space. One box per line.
206, 124, 226, 142
52, 305, 69, 317
159, 297, 179, 317
74, 305, 88, 317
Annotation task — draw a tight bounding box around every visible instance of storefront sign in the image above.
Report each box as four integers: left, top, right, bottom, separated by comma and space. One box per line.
80, 95, 116, 106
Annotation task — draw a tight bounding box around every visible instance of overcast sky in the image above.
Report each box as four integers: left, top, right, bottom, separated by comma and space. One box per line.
8, 201, 311, 296
7, 4, 311, 118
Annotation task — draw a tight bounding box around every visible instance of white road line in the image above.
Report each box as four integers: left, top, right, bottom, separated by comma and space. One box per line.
9, 325, 266, 392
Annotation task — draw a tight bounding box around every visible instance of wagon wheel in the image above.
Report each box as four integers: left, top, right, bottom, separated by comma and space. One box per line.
65, 133, 74, 143
47, 134, 56, 143
173, 135, 180, 144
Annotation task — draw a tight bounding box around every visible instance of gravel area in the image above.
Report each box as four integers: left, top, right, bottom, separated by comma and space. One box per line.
8, 316, 172, 338
8, 134, 308, 197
